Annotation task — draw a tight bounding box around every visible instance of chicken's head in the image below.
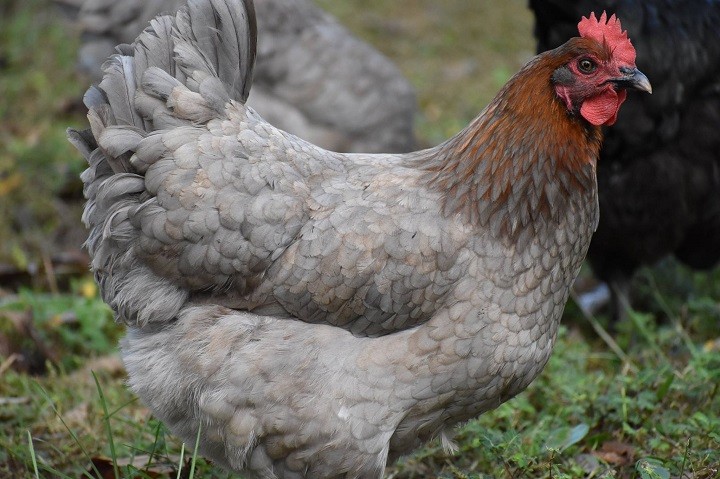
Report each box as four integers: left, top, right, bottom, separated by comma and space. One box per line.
552, 11, 652, 126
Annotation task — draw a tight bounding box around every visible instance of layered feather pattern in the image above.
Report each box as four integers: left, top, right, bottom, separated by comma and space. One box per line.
69, 0, 639, 476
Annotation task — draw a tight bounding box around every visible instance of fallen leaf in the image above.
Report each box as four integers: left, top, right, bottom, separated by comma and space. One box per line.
87, 455, 177, 479
85, 457, 116, 479
593, 440, 635, 466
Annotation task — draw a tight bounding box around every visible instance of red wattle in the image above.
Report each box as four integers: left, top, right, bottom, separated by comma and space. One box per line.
580, 89, 627, 126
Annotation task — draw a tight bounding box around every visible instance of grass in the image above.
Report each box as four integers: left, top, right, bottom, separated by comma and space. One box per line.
0, 0, 719, 478
393, 317, 720, 478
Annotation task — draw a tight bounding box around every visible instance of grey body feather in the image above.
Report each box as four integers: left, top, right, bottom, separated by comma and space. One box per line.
71, 0, 599, 476
57, 0, 416, 153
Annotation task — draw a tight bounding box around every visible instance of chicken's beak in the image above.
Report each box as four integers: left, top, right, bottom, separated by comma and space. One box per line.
612, 67, 652, 94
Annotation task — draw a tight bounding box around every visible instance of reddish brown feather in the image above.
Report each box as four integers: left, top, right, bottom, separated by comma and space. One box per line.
422, 38, 604, 240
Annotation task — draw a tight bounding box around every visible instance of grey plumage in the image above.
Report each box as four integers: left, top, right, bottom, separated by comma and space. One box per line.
57, 0, 416, 153
68, 0, 643, 476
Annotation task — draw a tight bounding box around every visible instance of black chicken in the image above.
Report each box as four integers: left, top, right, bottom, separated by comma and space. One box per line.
530, 0, 720, 321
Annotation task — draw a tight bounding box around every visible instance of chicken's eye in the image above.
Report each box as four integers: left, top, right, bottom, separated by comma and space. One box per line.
578, 58, 597, 74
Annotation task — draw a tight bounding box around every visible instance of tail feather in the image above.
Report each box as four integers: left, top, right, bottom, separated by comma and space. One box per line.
70, 0, 257, 326
99, 55, 144, 127
181, 0, 256, 103
133, 17, 179, 82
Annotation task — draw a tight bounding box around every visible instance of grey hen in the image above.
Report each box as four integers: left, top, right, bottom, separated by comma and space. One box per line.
69, 0, 649, 476
56, 0, 416, 153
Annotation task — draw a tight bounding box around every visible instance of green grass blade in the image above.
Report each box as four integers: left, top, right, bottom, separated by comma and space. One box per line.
26, 430, 40, 479
176, 442, 186, 479
92, 371, 120, 479
189, 424, 202, 479
33, 382, 106, 479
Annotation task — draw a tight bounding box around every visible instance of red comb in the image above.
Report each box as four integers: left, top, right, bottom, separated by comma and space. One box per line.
578, 11, 636, 65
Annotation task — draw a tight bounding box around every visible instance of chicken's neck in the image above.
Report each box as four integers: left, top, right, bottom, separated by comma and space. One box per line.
422, 59, 602, 242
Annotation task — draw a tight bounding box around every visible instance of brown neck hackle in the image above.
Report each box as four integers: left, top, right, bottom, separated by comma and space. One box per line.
422, 42, 602, 243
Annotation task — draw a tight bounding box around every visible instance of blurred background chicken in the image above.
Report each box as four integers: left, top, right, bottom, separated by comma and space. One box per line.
530, 0, 720, 322
54, 0, 417, 153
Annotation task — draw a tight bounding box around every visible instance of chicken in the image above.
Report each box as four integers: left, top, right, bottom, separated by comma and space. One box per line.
69, 0, 650, 476
530, 0, 720, 321
56, 0, 416, 153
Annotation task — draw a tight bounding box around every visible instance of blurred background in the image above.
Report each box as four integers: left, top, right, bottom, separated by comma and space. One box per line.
1, 0, 718, 477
